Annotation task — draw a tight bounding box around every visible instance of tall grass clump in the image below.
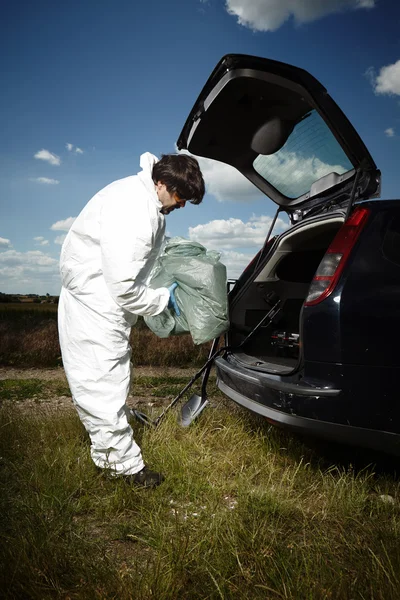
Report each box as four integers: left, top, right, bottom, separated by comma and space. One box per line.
1, 391, 399, 600
130, 324, 209, 367
0, 304, 210, 368
0, 306, 60, 367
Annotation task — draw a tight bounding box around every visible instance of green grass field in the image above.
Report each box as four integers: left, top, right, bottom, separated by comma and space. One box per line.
0, 302, 58, 312
0, 304, 210, 368
0, 374, 399, 599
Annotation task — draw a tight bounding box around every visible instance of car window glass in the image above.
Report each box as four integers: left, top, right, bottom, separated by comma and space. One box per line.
253, 109, 353, 199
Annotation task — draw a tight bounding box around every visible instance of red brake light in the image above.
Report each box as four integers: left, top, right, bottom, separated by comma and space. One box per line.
305, 207, 370, 306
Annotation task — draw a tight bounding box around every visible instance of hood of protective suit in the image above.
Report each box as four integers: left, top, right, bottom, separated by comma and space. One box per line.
137, 152, 162, 210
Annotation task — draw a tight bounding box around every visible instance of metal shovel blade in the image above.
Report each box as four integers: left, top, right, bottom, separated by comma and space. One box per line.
179, 393, 209, 427
131, 409, 157, 427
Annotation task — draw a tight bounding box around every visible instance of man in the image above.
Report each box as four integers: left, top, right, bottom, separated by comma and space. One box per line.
58, 152, 205, 487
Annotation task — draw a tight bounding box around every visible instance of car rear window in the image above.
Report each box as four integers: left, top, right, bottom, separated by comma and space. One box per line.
252, 109, 353, 199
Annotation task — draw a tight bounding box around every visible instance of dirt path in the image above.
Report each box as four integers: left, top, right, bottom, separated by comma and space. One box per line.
0, 365, 197, 381
0, 366, 211, 415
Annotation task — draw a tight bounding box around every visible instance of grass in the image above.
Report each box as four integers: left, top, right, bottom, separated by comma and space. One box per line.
0, 305, 210, 368
0, 302, 58, 312
0, 306, 61, 367
0, 376, 399, 599
134, 375, 222, 399
0, 378, 71, 402
0, 376, 220, 403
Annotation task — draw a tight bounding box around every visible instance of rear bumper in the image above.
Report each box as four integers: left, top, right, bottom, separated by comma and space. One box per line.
215, 356, 400, 457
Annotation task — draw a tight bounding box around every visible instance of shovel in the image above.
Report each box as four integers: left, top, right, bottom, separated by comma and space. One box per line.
131, 336, 222, 428
179, 336, 220, 426
132, 295, 282, 428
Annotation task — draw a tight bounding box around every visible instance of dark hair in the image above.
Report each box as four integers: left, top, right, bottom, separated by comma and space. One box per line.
152, 154, 205, 205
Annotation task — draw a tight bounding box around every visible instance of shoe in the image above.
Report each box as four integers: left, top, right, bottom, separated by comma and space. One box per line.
127, 466, 165, 488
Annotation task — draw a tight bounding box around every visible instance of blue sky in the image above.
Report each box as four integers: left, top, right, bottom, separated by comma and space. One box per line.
1, 0, 399, 294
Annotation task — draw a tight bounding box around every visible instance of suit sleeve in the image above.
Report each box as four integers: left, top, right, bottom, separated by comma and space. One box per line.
99, 180, 170, 316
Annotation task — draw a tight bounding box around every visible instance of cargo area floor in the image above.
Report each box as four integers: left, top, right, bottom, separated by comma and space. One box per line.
233, 352, 296, 374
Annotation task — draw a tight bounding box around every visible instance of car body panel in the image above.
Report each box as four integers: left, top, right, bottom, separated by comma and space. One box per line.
217, 374, 400, 457
214, 200, 400, 455
302, 202, 400, 367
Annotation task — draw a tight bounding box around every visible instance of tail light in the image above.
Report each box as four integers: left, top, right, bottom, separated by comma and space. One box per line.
305, 207, 370, 306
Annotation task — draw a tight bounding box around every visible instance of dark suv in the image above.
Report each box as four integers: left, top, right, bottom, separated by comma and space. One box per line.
178, 54, 400, 457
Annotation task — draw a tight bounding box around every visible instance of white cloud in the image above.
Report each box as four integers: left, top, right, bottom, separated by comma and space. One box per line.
31, 177, 60, 185
189, 214, 288, 251
0, 250, 60, 294
0, 250, 58, 281
50, 217, 76, 231
34, 236, 49, 246
225, 0, 375, 32
253, 150, 349, 197
66, 142, 84, 154
185, 155, 263, 202
364, 66, 376, 87
370, 60, 400, 96
189, 213, 290, 279
0, 237, 12, 249
34, 149, 61, 166
51, 218, 75, 245
54, 234, 67, 245
219, 249, 258, 280
385, 128, 395, 138
0, 250, 57, 268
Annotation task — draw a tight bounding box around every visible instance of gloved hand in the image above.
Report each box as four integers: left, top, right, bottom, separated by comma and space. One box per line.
167, 282, 180, 316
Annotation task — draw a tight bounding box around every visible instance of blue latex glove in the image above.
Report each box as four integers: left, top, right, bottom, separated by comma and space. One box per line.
167, 282, 180, 316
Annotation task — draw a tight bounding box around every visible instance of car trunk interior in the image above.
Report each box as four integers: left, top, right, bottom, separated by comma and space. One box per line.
227, 216, 344, 374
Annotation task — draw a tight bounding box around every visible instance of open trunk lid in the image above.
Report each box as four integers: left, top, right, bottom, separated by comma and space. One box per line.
177, 54, 380, 215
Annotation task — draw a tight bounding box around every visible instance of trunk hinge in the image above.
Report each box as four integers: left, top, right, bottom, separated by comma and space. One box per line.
344, 168, 362, 221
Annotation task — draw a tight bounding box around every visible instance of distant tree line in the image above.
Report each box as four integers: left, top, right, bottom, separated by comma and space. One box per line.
0, 292, 59, 304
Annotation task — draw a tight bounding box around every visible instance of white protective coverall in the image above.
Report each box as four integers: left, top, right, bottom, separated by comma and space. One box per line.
58, 153, 170, 475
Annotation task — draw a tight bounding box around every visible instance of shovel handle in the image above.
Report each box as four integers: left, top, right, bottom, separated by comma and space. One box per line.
200, 336, 220, 396
154, 339, 224, 425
